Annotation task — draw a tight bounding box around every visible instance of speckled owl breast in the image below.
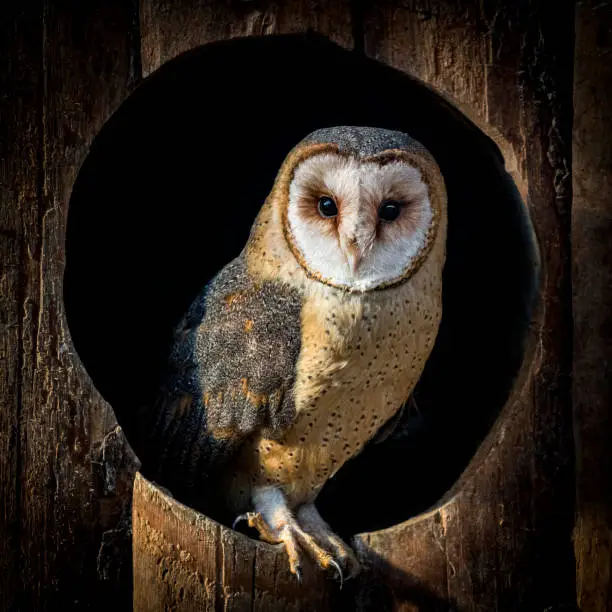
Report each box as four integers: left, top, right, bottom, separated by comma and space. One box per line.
252, 278, 441, 507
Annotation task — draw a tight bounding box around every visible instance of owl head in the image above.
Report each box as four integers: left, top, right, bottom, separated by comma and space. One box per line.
277, 127, 446, 292
246, 126, 446, 293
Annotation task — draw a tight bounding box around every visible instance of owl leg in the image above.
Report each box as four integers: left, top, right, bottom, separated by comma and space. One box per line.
296, 503, 360, 581
235, 486, 342, 582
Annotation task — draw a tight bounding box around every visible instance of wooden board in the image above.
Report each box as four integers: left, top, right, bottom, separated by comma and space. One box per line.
133, 473, 334, 612
139, 0, 354, 77
0, 1, 140, 609
572, 2, 612, 610
0, 4, 42, 609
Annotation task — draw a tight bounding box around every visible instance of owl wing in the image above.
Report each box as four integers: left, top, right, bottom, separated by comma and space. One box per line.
148, 255, 303, 496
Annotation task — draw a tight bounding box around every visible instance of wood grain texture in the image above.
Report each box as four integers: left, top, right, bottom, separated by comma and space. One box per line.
139, 0, 354, 77
353, 505, 455, 612
362, 0, 489, 125
572, 2, 612, 610
0, 1, 140, 609
132, 473, 332, 612
0, 4, 43, 609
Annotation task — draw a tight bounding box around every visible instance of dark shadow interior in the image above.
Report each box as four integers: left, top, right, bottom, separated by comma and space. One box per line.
64, 32, 539, 538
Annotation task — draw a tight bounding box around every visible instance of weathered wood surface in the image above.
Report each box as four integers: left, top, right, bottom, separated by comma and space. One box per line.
0, 0, 606, 610
139, 0, 354, 77
572, 2, 612, 611
0, 5, 40, 608
0, 1, 140, 609
133, 473, 334, 612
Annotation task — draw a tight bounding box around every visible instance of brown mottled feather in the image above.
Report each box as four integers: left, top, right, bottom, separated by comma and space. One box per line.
144, 256, 302, 508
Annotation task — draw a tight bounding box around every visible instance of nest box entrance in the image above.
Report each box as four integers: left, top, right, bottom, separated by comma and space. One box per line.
64, 34, 538, 538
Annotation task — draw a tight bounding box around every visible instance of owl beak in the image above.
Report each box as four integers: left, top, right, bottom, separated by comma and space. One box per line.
341, 231, 371, 275
341, 236, 364, 274
345, 248, 363, 274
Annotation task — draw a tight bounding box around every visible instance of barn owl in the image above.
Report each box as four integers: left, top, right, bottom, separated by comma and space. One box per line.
148, 126, 447, 583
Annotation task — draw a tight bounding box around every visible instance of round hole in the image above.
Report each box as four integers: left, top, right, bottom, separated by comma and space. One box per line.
64, 33, 539, 534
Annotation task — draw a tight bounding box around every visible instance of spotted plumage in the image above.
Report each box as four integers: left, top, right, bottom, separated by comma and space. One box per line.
147, 126, 447, 582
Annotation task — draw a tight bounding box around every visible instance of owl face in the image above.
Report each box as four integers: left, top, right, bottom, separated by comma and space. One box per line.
285, 150, 436, 291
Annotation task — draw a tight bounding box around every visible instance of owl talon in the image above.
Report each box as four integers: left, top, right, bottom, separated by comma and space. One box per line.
232, 513, 249, 530
234, 511, 280, 545
328, 558, 343, 588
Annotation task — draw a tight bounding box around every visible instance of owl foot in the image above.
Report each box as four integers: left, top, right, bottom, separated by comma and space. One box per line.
234, 487, 357, 585
296, 503, 360, 582
233, 509, 343, 582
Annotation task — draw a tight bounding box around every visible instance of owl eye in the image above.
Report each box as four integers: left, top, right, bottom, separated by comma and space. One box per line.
317, 196, 338, 218
378, 200, 402, 222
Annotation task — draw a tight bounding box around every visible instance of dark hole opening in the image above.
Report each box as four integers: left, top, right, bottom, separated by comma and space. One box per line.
64, 32, 539, 538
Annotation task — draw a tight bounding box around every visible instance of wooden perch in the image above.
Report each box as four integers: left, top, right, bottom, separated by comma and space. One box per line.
132, 471, 461, 611
132, 472, 334, 611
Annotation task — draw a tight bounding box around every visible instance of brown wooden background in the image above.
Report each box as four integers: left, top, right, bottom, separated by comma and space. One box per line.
1, 0, 611, 610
